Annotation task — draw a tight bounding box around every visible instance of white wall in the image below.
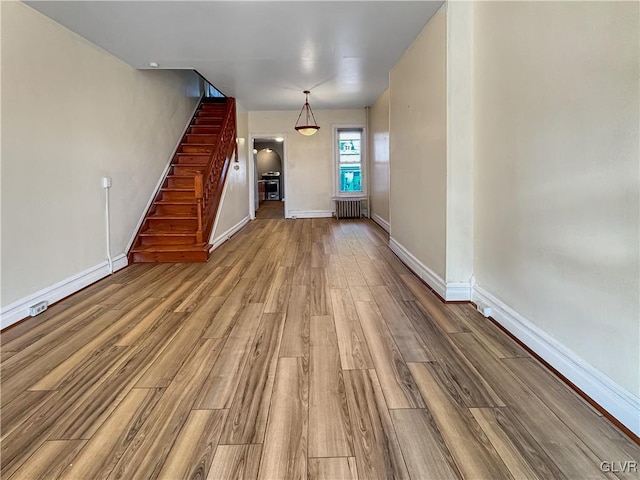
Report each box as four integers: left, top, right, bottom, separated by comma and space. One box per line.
445, 1, 473, 286
368, 89, 390, 230
249, 109, 366, 217
1, 2, 200, 314
211, 109, 250, 244
389, 5, 447, 279
474, 0, 639, 403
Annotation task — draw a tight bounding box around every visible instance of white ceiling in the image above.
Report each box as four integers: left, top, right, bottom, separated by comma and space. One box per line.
26, 1, 443, 111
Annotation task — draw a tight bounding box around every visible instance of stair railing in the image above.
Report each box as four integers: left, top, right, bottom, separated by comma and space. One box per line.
200, 97, 237, 244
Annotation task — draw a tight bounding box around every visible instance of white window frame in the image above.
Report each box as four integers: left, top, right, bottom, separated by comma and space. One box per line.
332, 124, 367, 199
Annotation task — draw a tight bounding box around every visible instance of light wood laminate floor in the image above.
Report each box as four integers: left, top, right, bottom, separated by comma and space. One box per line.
255, 200, 284, 219
1, 218, 638, 479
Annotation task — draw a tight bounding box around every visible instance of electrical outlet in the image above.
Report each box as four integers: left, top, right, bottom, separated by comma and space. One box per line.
29, 301, 48, 317
476, 304, 492, 318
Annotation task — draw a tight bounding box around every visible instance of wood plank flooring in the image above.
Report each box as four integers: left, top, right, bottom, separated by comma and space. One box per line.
2, 218, 639, 479
255, 200, 285, 219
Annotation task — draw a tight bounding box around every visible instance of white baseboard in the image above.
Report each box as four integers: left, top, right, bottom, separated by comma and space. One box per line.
389, 237, 445, 298
209, 216, 250, 252
371, 213, 390, 233
444, 282, 473, 301
287, 210, 334, 219
473, 285, 640, 437
0, 254, 128, 330
388, 237, 472, 301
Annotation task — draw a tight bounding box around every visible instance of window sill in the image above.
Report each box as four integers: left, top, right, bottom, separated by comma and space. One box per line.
332, 194, 367, 200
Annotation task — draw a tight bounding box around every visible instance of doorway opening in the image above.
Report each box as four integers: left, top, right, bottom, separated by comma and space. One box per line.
251, 136, 286, 219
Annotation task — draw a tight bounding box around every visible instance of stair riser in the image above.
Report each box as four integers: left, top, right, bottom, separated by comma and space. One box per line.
200, 103, 227, 110
172, 165, 204, 175
193, 118, 222, 126
196, 112, 224, 120
146, 217, 198, 231
161, 190, 196, 201
180, 145, 213, 153
140, 235, 197, 246
190, 127, 220, 134
185, 134, 218, 144
155, 204, 197, 216
167, 177, 194, 188
131, 251, 208, 263
173, 156, 208, 165
198, 105, 225, 111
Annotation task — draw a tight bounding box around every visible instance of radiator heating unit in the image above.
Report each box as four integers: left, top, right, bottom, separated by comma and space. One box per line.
335, 198, 362, 219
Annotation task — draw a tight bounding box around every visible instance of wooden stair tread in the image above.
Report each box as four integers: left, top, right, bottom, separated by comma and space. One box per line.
171, 167, 206, 172
139, 231, 196, 236
130, 244, 209, 252
160, 187, 195, 192
154, 200, 197, 205
147, 215, 197, 220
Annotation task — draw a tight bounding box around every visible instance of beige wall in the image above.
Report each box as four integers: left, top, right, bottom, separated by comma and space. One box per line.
445, 1, 473, 284
368, 89, 390, 227
389, 5, 447, 279
1, 2, 200, 306
249, 109, 366, 216
474, 2, 640, 396
211, 109, 250, 240
255, 148, 283, 177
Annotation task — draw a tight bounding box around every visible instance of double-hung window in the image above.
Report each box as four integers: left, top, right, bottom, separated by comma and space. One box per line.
335, 128, 365, 196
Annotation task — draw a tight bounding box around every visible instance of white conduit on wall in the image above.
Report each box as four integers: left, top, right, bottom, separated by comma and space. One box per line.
103, 177, 113, 273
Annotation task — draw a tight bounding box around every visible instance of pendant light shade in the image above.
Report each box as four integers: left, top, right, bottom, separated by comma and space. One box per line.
295, 90, 320, 136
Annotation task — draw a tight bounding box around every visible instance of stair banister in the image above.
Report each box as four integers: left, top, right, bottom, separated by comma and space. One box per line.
201, 98, 237, 240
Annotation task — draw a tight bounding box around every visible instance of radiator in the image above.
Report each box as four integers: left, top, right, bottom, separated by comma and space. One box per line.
335, 199, 362, 219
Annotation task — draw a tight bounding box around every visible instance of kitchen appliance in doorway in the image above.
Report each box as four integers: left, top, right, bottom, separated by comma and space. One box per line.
262, 171, 280, 200
252, 135, 286, 219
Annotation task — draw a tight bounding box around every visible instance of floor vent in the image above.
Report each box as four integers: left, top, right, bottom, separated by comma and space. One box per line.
335, 198, 362, 219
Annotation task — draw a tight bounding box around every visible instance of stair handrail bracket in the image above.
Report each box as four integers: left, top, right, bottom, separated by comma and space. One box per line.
201, 98, 237, 243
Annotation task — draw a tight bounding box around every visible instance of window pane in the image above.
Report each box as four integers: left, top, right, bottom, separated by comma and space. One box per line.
337, 129, 363, 194
340, 164, 361, 192
339, 131, 361, 164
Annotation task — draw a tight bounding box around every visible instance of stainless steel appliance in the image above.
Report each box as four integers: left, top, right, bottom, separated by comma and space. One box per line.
262, 171, 280, 200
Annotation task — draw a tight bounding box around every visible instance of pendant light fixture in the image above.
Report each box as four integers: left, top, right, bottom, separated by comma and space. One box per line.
294, 90, 320, 136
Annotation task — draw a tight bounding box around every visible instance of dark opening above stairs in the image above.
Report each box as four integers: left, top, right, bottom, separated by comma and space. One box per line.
128, 98, 237, 263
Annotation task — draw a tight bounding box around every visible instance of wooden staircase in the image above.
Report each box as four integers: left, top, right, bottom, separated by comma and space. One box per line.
128, 98, 237, 263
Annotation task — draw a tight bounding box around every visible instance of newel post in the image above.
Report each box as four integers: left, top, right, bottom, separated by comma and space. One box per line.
195, 173, 204, 244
